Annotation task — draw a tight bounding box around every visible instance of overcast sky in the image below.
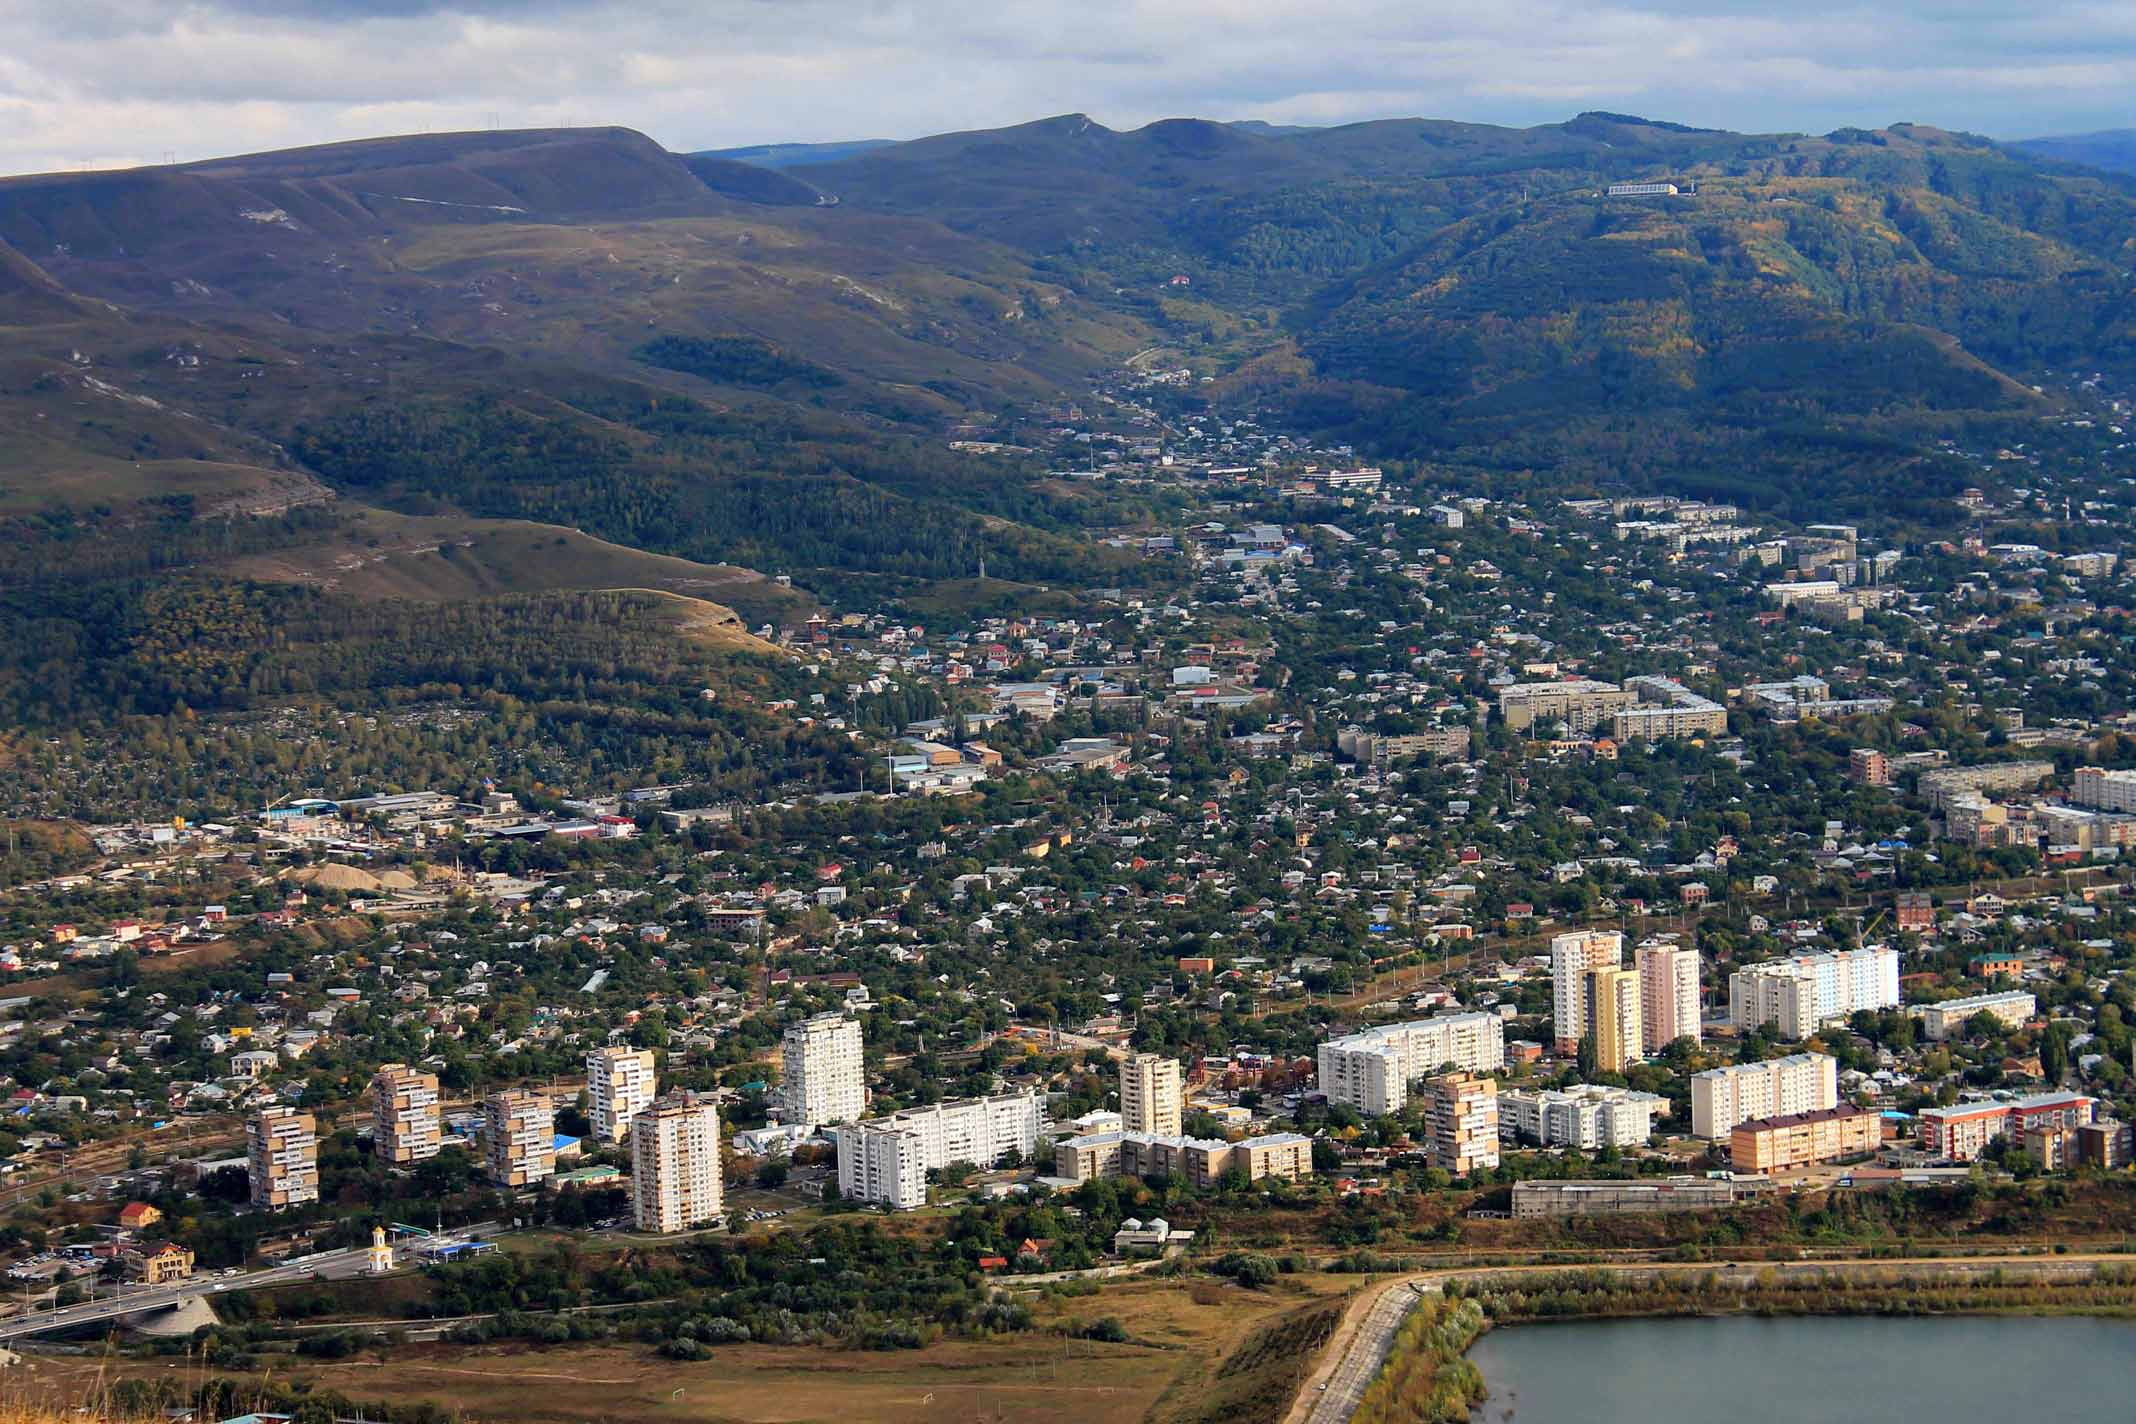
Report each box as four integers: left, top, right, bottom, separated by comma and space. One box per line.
1, 0, 2131, 175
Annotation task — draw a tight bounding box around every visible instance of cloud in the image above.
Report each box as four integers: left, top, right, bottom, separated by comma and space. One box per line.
0, 0, 2132, 175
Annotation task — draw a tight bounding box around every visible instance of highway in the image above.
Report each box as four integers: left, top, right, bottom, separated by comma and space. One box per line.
0, 1246, 366, 1343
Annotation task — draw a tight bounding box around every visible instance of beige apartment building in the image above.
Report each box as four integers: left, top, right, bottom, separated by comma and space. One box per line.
1730, 1104, 1880, 1174
1120, 1053, 1183, 1137
589, 1044, 658, 1143
630, 1091, 724, 1233
371, 1062, 442, 1164
247, 1106, 319, 1209
1635, 942, 1701, 1052
1424, 1072, 1499, 1176
485, 1089, 555, 1188
1551, 929, 1625, 1052
1498, 680, 1636, 734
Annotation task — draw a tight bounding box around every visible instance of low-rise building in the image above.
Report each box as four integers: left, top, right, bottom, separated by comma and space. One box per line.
1730, 1104, 1881, 1174
1511, 1176, 1769, 1218
1917, 990, 2035, 1041
1499, 1084, 1664, 1150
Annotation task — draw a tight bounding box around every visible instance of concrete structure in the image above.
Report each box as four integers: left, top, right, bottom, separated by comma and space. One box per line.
2072, 767, 2136, 814
1552, 929, 1625, 1052
247, 1106, 318, 1209
1690, 1053, 1838, 1140
371, 1063, 442, 1165
835, 1090, 1047, 1210
1728, 947, 1900, 1038
589, 1045, 658, 1143
1918, 761, 2055, 812
1337, 726, 1472, 765
1730, 1104, 1880, 1173
1512, 1175, 1768, 1218
1317, 1012, 1506, 1115
1052, 1129, 1312, 1187
1499, 1084, 1664, 1149
1917, 990, 2035, 1042
1614, 676, 1728, 740
1120, 1053, 1183, 1138
630, 1091, 724, 1234
1635, 942, 1701, 1052
485, 1089, 555, 1188
1498, 680, 1635, 735
1423, 1072, 1499, 1176
780, 1012, 866, 1129
1920, 1092, 2095, 1162
1585, 966, 1642, 1073
1849, 748, 1891, 786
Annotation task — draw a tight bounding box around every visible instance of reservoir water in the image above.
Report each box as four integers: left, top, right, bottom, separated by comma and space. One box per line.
1465, 1314, 2136, 1423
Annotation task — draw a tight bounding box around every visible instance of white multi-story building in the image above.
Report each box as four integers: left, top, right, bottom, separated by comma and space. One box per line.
1317, 1012, 1506, 1116
1120, 1054, 1183, 1137
248, 1106, 319, 1209
1500, 1084, 1666, 1150
1728, 947, 1900, 1039
1636, 942, 1702, 1053
1918, 990, 2036, 1042
589, 1045, 658, 1143
1552, 930, 1626, 1051
834, 1090, 1048, 1210
2072, 767, 2136, 814
630, 1091, 724, 1233
1690, 1053, 1838, 1140
781, 1012, 866, 1128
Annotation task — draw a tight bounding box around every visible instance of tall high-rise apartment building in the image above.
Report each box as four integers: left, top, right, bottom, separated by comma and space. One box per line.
780, 1012, 866, 1128
485, 1089, 555, 1188
1423, 1072, 1500, 1176
835, 1090, 1049, 1210
1635, 943, 1702, 1053
248, 1106, 319, 1209
1690, 1053, 1838, 1139
1552, 929, 1625, 1052
630, 1091, 724, 1233
1584, 966, 1643, 1074
1120, 1053, 1182, 1137
371, 1062, 442, 1164
1728, 947, 1900, 1039
589, 1045, 658, 1143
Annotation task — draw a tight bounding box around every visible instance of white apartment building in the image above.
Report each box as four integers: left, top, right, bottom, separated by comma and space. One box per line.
248, 1106, 319, 1209
485, 1089, 555, 1188
589, 1045, 658, 1143
1728, 947, 1900, 1039
781, 1012, 866, 1128
1120, 1054, 1183, 1137
1918, 990, 2036, 1042
1552, 929, 1626, 1051
1690, 1053, 1838, 1140
1317, 1011, 1507, 1116
1500, 1084, 1665, 1150
371, 1063, 442, 1165
630, 1091, 724, 1233
1635, 943, 1702, 1053
2072, 767, 2136, 814
834, 1090, 1049, 1210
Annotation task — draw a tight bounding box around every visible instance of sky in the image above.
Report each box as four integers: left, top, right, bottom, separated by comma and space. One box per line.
1, 0, 2132, 175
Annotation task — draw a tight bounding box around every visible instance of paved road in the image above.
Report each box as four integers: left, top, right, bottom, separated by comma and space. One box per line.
0, 1248, 365, 1342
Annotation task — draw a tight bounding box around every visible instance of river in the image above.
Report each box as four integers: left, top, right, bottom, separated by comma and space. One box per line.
1465, 1314, 2136, 1423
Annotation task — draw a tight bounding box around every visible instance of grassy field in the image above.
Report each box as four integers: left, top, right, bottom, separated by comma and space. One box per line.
40, 1275, 1357, 1424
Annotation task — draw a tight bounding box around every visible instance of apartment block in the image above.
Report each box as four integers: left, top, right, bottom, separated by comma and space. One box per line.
1690, 1053, 1838, 1140
630, 1091, 724, 1234
1848, 748, 1891, 786
1500, 1084, 1664, 1150
1317, 1011, 1507, 1115
1635, 942, 1701, 1052
1613, 676, 1728, 740
1727, 947, 1900, 1038
2071, 767, 2136, 814
1917, 990, 2035, 1042
1052, 1130, 1312, 1188
371, 1062, 442, 1165
1584, 966, 1642, 1073
589, 1045, 658, 1143
1120, 1054, 1183, 1137
1498, 680, 1636, 734
1552, 929, 1625, 1052
1920, 1092, 2095, 1162
1423, 1072, 1499, 1176
248, 1106, 319, 1209
781, 1012, 866, 1128
835, 1090, 1048, 1210
1730, 1104, 1881, 1174
485, 1089, 556, 1188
